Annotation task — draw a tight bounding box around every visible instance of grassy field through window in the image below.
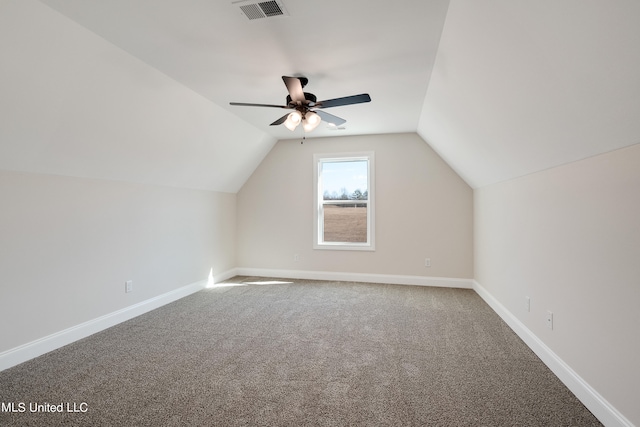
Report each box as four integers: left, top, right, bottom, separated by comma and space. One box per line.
323, 205, 367, 243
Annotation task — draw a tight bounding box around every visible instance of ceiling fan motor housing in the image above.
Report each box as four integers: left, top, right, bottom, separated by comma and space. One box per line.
286, 92, 317, 107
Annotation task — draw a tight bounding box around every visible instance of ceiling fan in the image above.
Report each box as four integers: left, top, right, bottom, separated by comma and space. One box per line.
230, 76, 371, 132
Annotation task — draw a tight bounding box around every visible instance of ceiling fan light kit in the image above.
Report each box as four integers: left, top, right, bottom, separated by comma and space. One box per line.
230, 76, 371, 133
284, 111, 302, 131
302, 111, 321, 132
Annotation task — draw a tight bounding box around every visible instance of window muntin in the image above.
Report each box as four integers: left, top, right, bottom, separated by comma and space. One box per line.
314, 153, 375, 251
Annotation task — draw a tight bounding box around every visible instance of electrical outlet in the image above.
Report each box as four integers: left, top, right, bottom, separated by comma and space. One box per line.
546, 310, 553, 330
424, 258, 431, 267
525, 296, 530, 312
293, 254, 299, 262
125, 280, 133, 293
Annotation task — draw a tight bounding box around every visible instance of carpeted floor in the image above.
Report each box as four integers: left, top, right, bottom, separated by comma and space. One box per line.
0, 277, 602, 426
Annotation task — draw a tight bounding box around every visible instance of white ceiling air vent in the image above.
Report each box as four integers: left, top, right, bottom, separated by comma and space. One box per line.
233, 0, 289, 20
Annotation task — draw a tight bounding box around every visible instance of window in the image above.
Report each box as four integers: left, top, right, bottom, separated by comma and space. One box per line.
313, 152, 375, 250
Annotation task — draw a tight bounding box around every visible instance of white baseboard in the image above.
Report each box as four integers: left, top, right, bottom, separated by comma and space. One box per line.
0, 277, 215, 372
235, 267, 473, 289
472, 280, 633, 427
212, 268, 238, 285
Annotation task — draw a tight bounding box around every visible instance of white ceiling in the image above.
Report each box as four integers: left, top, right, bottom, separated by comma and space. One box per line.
38, 0, 450, 140
3, 0, 640, 190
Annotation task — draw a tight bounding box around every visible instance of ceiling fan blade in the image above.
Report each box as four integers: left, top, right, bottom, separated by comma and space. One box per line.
315, 94, 371, 109
315, 110, 346, 126
270, 114, 290, 126
230, 102, 289, 108
282, 76, 305, 104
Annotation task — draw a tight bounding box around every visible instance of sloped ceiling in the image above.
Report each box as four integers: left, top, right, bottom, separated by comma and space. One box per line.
418, 1, 640, 188
1, 0, 639, 191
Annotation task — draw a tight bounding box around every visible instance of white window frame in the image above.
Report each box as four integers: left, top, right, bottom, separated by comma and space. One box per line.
313, 152, 375, 251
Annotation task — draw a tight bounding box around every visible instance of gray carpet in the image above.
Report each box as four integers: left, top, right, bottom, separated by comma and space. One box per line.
0, 277, 602, 426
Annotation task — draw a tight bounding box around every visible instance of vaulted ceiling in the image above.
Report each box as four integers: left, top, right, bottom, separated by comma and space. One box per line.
2, 0, 639, 191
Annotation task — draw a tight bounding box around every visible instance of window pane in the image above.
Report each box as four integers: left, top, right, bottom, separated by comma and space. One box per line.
323, 204, 368, 243
321, 160, 368, 201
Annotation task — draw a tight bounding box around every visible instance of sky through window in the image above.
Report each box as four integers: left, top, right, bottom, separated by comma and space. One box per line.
321, 160, 367, 196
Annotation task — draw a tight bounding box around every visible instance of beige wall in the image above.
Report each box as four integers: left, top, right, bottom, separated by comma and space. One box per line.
474, 144, 640, 425
237, 133, 473, 279
0, 170, 236, 353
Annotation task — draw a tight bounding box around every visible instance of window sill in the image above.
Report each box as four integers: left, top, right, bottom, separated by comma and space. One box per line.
313, 243, 375, 251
